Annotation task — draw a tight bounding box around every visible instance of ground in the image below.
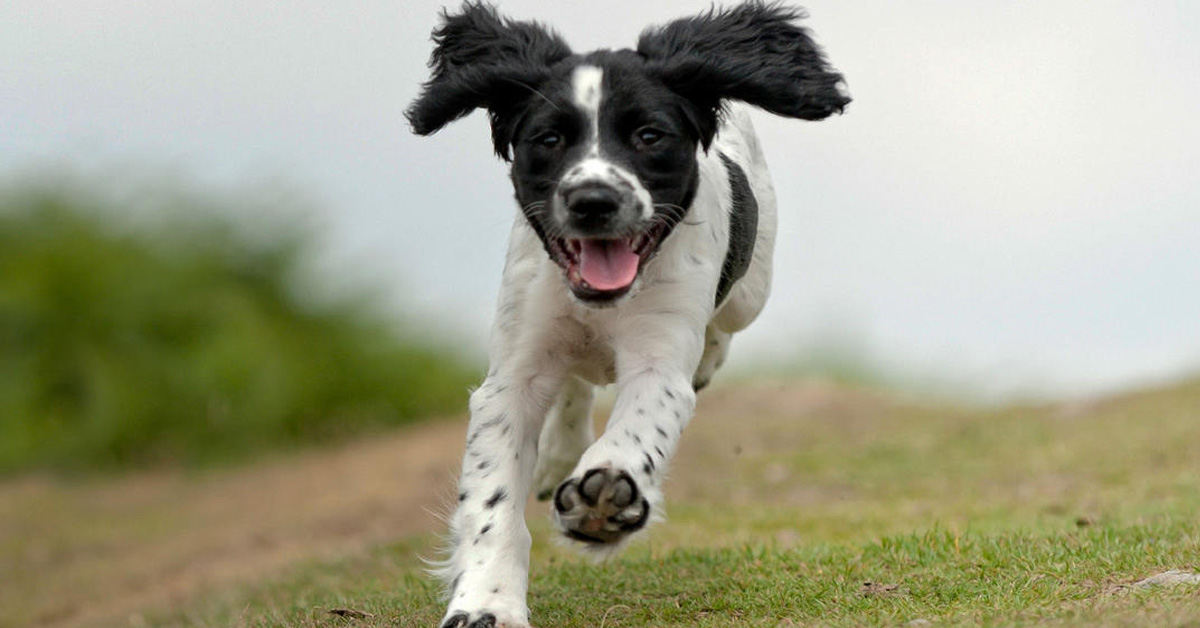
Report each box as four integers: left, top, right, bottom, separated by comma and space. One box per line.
3, 379, 1199, 628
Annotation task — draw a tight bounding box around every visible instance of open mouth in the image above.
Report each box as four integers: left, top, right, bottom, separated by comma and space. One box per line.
548, 224, 668, 301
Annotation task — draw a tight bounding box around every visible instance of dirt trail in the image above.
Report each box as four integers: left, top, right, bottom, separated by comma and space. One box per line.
1, 419, 467, 628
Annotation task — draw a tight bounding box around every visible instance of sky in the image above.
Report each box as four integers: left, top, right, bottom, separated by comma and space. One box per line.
3, 1, 1199, 399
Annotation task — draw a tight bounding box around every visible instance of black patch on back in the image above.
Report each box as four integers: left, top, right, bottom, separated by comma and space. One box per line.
715, 153, 758, 307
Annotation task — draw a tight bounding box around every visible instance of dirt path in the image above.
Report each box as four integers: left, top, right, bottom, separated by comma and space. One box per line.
1, 418, 467, 628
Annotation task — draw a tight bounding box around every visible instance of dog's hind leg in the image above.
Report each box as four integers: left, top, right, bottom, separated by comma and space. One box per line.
692, 325, 731, 392
533, 376, 596, 501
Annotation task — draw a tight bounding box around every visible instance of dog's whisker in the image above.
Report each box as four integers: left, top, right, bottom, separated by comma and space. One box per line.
521, 201, 548, 216
502, 77, 560, 111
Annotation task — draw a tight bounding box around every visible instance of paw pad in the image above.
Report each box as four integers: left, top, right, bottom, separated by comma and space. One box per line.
553, 468, 649, 544
440, 612, 497, 628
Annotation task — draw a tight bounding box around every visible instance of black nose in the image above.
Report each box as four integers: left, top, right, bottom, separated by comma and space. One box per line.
564, 186, 621, 219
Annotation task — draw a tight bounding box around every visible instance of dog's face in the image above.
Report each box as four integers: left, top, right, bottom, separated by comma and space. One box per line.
506, 54, 705, 302
408, 2, 849, 305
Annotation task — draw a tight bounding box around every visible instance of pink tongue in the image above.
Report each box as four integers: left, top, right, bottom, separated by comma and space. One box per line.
578, 239, 639, 291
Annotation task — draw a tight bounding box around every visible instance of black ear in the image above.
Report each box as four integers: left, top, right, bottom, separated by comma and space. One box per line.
637, 1, 850, 147
405, 2, 572, 159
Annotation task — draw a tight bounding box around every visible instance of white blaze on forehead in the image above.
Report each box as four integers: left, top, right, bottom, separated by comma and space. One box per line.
563, 66, 651, 220
572, 65, 603, 149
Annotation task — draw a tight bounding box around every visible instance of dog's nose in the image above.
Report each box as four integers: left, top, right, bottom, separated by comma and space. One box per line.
564, 186, 621, 219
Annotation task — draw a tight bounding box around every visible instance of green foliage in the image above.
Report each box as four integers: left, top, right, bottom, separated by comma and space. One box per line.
0, 179, 478, 473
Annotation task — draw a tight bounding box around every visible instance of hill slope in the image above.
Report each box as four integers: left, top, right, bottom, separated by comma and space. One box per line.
3, 378, 1198, 627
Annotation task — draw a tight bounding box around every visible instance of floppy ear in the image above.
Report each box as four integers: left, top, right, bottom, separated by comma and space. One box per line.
405, 1, 572, 159
637, 1, 850, 148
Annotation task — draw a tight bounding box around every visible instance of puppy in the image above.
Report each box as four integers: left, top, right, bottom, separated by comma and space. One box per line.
407, 2, 848, 626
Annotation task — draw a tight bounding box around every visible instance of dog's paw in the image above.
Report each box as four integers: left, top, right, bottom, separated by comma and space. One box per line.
440, 610, 526, 628
553, 467, 650, 544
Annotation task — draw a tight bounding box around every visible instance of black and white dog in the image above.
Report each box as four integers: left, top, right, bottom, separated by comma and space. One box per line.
407, 2, 848, 626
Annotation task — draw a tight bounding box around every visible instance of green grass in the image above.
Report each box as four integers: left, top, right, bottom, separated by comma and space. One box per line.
0, 176, 479, 473
145, 379, 1200, 628
147, 522, 1200, 628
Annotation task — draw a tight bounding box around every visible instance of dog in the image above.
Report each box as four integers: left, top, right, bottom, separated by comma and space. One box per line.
407, 2, 848, 626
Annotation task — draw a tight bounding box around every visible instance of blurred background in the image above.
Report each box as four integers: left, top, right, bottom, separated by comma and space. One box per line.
2, 0, 1199, 473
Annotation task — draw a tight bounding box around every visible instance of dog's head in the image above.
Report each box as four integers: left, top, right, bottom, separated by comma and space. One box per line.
407, 1, 849, 305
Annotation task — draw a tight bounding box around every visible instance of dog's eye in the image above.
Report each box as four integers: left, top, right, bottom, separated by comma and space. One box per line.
536, 132, 563, 148
635, 128, 664, 147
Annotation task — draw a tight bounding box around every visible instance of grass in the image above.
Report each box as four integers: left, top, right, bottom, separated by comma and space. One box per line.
140, 522, 1200, 628
70, 377, 1193, 628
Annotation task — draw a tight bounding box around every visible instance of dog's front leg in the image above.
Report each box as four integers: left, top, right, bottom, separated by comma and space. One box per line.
439, 369, 559, 628
552, 316, 704, 550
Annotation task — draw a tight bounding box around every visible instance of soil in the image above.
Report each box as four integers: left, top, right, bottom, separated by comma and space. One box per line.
1, 419, 466, 628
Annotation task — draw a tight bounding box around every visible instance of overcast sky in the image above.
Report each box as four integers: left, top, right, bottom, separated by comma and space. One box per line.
3, 1, 1199, 399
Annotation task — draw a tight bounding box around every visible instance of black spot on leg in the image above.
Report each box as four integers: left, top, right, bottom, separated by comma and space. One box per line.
664, 387, 675, 400
479, 413, 506, 430
485, 488, 508, 509
477, 460, 490, 471
458, 491, 469, 502
480, 523, 492, 536
491, 586, 501, 594
644, 452, 656, 472
656, 426, 668, 438
643, 462, 652, 475
633, 434, 642, 445
654, 445, 664, 458
636, 407, 646, 416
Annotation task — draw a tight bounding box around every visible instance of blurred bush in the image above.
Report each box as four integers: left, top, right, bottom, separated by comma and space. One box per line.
0, 176, 479, 473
